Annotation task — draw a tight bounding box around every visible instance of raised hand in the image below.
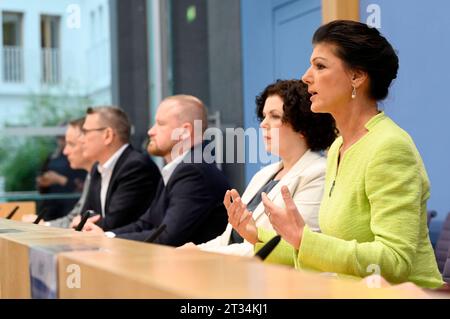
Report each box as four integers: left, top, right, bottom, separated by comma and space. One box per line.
224, 189, 258, 244
261, 185, 305, 248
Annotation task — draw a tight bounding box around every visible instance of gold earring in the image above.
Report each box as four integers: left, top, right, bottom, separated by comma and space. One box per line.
351, 86, 357, 99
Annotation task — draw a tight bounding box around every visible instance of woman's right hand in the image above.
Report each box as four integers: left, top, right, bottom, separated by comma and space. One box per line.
224, 189, 258, 244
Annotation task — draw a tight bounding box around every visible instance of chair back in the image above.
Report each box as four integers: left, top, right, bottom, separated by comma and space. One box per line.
435, 212, 450, 273
427, 210, 437, 227
443, 254, 450, 284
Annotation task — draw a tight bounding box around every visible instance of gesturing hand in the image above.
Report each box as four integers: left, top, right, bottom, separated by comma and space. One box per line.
261, 185, 305, 248
224, 189, 258, 244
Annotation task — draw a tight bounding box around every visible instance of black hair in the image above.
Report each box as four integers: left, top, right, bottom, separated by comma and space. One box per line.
256, 79, 337, 152
312, 20, 399, 101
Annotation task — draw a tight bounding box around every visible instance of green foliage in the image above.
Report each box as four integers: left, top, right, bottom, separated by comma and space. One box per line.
0, 137, 54, 191
24, 93, 87, 126
0, 90, 91, 192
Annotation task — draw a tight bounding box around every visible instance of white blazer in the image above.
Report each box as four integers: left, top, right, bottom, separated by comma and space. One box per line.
198, 150, 326, 256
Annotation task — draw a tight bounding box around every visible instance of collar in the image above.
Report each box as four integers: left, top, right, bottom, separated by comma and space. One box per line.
364, 111, 385, 131
241, 149, 322, 204
97, 144, 129, 175
161, 149, 190, 185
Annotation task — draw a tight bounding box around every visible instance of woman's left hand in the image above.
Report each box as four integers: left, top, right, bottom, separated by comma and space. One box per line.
261, 185, 305, 249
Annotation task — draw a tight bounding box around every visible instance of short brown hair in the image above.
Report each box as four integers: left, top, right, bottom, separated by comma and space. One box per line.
68, 117, 85, 130
164, 95, 208, 133
86, 106, 131, 143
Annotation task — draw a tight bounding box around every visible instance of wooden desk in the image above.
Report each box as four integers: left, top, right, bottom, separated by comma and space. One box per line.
0, 217, 65, 235
0, 219, 445, 299
0, 202, 36, 221
58, 245, 433, 299
0, 219, 102, 298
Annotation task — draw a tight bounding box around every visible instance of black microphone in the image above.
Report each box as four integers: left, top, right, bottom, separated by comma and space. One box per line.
5, 206, 19, 220
33, 208, 48, 224
75, 210, 96, 231
255, 235, 281, 260
144, 224, 167, 243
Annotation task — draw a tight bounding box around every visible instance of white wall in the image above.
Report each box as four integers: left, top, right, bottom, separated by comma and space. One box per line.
0, 0, 111, 126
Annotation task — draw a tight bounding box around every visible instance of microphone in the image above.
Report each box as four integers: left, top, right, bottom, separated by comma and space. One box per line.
255, 235, 281, 260
5, 206, 20, 220
33, 208, 48, 224
75, 210, 97, 231
144, 224, 167, 243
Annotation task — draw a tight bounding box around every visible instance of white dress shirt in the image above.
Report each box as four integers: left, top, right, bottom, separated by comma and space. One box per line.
161, 150, 189, 185
97, 144, 129, 217
104, 149, 188, 239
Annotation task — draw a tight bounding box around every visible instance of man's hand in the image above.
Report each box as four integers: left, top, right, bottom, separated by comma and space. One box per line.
70, 214, 101, 229
70, 215, 82, 229
82, 215, 104, 234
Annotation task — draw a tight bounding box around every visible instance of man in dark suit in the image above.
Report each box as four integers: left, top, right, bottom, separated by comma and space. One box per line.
83, 95, 229, 246
72, 106, 161, 231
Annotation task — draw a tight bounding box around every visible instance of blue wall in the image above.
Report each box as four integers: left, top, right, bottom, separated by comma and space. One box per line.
241, 0, 321, 182
241, 0, 449, 243
360, 0, 450, 242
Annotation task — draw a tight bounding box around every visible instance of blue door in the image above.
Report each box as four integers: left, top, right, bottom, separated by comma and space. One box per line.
241, 0, 321, 182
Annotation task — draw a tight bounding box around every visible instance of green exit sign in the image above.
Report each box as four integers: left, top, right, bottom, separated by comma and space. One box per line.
186, 5, 196, 23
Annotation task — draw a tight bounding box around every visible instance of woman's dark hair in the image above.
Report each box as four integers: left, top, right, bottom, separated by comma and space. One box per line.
312, 20, 399, 101
256, 79, 337, 152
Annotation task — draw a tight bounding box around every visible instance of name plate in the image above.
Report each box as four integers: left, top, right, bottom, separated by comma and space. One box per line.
29, 244, 100, 299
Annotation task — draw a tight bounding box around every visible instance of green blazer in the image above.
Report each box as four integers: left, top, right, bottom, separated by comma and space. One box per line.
256, 112, 443, 289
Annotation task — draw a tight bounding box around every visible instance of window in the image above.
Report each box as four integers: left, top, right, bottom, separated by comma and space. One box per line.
40, 15, 61, 84
2, 11, 23, 82
98, 5, 103, 37
90, 10, 96, 45
0, 1, 113, 200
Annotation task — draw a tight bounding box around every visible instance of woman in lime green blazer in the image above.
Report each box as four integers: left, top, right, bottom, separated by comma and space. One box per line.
228, 20, 443, 289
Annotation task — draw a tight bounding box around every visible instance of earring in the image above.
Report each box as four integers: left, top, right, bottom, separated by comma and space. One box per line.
351, 86, 357, 99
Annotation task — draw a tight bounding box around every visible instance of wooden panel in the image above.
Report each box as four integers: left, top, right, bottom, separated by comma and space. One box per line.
1, 219, 445, 299
0, 220, 102, 298
0, 217, 53, 232
58, 246, 433, 299
322, 0, 359, 23
0, 201, 36, 220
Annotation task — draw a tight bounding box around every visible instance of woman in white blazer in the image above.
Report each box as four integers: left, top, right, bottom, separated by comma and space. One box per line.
182, 79, 337, 257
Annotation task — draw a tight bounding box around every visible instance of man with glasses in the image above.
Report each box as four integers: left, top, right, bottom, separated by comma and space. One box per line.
82, 95, 229, 247
71, 106, 161, 231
